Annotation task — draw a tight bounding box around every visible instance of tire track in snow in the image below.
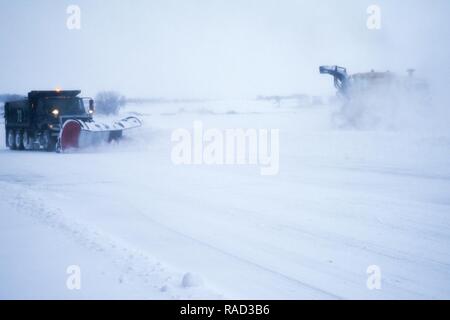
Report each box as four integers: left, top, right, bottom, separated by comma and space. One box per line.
125, 203, 342, 299
3, 182, 219, 299
42, 180, 343, 299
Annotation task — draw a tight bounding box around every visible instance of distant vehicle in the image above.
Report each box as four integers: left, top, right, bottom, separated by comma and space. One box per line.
319, 66, 430, 128
4, 90, 141, 152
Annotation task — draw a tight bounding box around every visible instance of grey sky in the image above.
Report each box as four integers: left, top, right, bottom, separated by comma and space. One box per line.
0, 0, 449, 98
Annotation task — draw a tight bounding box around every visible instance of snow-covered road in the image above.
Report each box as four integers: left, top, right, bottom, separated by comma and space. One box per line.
1, 100, 450, 299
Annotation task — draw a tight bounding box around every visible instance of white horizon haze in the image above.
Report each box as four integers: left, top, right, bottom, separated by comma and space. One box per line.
0, 0, 449, 99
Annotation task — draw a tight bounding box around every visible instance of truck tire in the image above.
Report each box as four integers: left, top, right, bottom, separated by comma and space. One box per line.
22, 131, 34, 150
7, 130, 17, 150
42, 130, 56, 152
15, 130, 24, 150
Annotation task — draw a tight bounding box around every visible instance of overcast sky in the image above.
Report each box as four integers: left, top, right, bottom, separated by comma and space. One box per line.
0, 0, 449, 98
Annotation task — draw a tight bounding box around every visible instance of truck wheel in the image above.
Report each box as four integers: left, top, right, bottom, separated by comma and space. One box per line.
22, 131, 34, 150
15, 130, 24, 150
7, 130, 16, 150
42, 131, 56, 152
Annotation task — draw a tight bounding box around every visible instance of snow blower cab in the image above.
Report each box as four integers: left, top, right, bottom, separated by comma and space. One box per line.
4, 90, 141, 152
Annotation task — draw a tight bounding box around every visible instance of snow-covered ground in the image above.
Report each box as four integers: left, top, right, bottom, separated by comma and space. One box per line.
1, 99, 450, 299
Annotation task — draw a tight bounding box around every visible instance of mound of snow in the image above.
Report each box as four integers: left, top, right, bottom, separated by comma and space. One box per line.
182, 273, 203, 288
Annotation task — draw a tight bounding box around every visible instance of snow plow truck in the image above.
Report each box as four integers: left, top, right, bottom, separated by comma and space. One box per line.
4, 90, 141, 152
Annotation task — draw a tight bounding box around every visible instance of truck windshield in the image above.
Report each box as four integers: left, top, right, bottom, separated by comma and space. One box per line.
43, 98, 86, 115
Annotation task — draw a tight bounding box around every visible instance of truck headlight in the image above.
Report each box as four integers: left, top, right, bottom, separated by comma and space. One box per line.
51, 109, 60, 117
